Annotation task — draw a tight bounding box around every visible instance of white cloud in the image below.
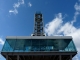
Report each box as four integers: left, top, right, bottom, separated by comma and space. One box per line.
28, 2, 32, 7
73, 56, 79, 60
0, 38, 4, 45
9, 9, 18, 15
44, 0, 80, 52
45, 13, 63, 36
9, 0, 24, 15
13, 3, 21, 8
64, 0, 79, 26
74, 2, 80, 11
45, 13, 80, 52
72, 0, 80, 24
44, 1, 80, 60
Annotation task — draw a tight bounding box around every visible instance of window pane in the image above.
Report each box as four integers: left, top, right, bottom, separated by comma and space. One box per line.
2, 39, 77, 52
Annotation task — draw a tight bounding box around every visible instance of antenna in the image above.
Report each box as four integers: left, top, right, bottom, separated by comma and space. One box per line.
31, 12, 45, 36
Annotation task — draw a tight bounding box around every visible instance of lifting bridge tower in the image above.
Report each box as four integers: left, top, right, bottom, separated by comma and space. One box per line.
1, 13, 77, 60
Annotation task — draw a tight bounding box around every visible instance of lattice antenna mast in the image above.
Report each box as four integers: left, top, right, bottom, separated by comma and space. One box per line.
32, 13, 45, 36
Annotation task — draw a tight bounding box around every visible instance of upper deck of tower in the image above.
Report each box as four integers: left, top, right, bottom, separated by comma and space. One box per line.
1, 36, 77, 52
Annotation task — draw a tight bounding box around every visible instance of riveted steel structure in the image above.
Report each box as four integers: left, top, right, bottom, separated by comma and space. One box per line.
32, 13, 45, 36
1, 13, 77, 60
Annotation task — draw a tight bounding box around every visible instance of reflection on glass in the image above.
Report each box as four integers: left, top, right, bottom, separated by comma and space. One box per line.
2, 39, 77, 52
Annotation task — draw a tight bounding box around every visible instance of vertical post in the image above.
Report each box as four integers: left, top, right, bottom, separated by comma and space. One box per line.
70, 55, 72, 60
59, 55, 61, 60
6, 55, 8, 60
17, 55, 19, 60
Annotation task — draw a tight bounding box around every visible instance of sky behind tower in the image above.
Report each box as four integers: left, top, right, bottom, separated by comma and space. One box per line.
0, 0, 80, 60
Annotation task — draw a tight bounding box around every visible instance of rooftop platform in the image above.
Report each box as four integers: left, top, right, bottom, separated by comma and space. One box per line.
1, 36, 77, 60
6, 36, 72, 39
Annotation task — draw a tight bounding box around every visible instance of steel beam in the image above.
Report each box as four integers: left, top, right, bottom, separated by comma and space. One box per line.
6, 55, 8, 60
70, 55, 72, 60
17, 55, 19, 60
59, 55, 61, 60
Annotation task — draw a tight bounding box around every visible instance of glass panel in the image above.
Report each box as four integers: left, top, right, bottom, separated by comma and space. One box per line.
7, 39, 16, 50
25, 39, 31, 51
65, 40, 76, 51
40, 39, 47, 46
13, 39, 25, 52
1, 39, 77, 52
31, 39, 40, 51
2, 39, 14, 52
40, 39, 47, 51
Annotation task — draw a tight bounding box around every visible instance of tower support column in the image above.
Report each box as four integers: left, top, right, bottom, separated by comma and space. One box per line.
17, 55, 19, 60
70, 55, 72, 60
59, 55, 61, 60
6, 55, 8, 60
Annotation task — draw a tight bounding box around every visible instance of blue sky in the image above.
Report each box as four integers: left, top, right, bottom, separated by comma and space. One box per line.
0, 0, 80, 60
